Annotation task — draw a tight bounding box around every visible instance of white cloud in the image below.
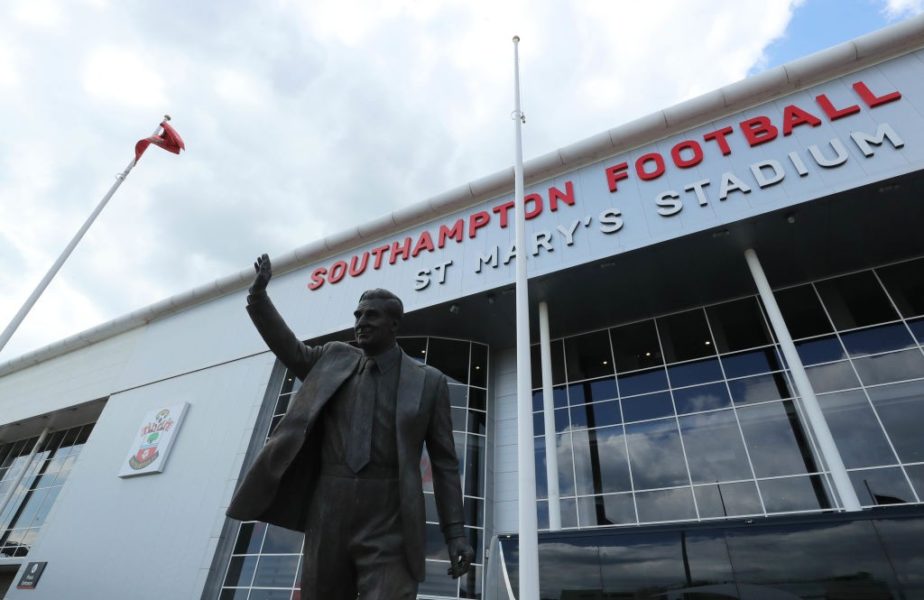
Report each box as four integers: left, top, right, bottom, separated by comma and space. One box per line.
82, 46, 168, 109
883, 0, 924, 17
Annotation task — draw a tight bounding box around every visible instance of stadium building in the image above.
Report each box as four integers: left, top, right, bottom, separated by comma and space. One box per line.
2, 15, 924, 600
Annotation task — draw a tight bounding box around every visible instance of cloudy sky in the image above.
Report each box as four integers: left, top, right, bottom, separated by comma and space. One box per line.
1, 0, 922, 361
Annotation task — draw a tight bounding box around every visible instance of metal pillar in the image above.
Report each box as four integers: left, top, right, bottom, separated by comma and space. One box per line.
538, 302, 561, 530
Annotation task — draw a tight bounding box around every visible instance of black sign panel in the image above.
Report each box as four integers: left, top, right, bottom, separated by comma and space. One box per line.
17, 562, 47, 590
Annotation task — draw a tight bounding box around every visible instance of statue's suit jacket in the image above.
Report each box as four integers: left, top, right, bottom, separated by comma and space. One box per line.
227, 292, 465, 581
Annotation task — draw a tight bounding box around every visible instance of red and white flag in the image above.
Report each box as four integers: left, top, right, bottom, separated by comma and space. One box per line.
134, 120, 185, 162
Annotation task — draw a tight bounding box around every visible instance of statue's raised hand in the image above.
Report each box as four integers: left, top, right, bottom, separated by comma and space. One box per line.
250, 254, 272, 294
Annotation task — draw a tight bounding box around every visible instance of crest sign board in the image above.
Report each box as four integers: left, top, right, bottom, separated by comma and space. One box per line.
118, 402, 189, 477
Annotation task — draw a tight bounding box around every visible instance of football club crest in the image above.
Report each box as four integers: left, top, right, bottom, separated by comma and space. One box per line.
119, 403, 189, 477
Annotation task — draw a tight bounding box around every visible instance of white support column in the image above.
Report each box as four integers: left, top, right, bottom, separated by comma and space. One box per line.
744, 248, 862, 511
538, 302, 561, 530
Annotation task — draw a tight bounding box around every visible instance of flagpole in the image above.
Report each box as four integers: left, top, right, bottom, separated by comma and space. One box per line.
0, 117, 168, 356
512, 35, 540, 600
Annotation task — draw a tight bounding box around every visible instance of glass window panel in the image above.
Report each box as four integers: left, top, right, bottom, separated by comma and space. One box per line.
568, 377, 617, 405
560, 497, 578, 528
219, 588, 250, 600
531, 340, 566, 388
233, 522, 266, 555
586, 399, 622, 429
449, 384, 468, 408
728, 372, 792, 404
261, 525, 303, 554
617, 367, 668, 396
279, 373, 298, 396
564, 330, 613, 381
578, 493, 635, 526
666, 357, 723, 387
534, 437, 548, 499
30, 486, 59, 528
420, 560, 459, 597
707, 296, 772, 353
597, 531, 685, 594
426, 338, 470, 384
554, 408, 569, 433
658, 309, 716, 363
722, 347, 783, 378
463, 497, 483, 528
816, 271, 898, 329
805, 361, 860, 393
248, 591, 293, 600
867, 381, 924, 463
569, 405, 588, 429
274, 395, 290, 416
852, 348, 924, 386
620, 392, 673, 423
873, 517, 924, 596
909, 317, 924, 343
451, 407, 467, 432
679, 410, 752, 483
74, 423, 94, 445
850, 467, 915, 506
877, 257, 924, 318
625, 419, 689, 489
817, 391, 897, 468
7, 488, 47, 530
694, 481, 763, 518
469, 343, 488, 388
738, 401, 818, 478
726, 520, 901, 597
536, 499, 549, 530
635, 487, 697, 522
610, 320, 663, 372
759, 475, 830, 512
533, 411, 544, 439
673, 382, 732, 413
466, 410, 486, 436
795, 335, 846, 365
841, 323, 917, 357
224, 555, 259, 587
906, 464, 924, 500
468, 387, 486, 411
466, 526, 484, 564
425, 522, 450, 560
532, 386, 566, 411
459, 565, 483, 599
572, 427, 631, 495
775, 284, 834, 338
538, 538, 602, 597
554, 433, 575, 497
397, 337, 427, 362
464, 435, 485, 498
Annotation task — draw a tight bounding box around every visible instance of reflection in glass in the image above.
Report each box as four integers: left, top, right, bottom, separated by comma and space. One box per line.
849, 467, 915, 506
679, 410, 752, 483
722, 347, 783, 378
578, 492, 636, 526
852, 349, 924, 385
841, 323, 917, 356
530, 339, 567, 388
727, 372, 791, 404
759, 475, 830, 512
737, 401, 817, 478
694, 481, 763, 518
776, 284, 833, 338
867, 381, 924, 463
620, 392, 673, 423
572, 427, 631, 495
426, 338, 470, 384
251, 555, 299, 588
817, 390, 897, 468
673, 383, 731, 413
617, 367, 668, 396
795, 335, 845, 365
625, 419, 689, 489
667, 357, 723, 387
635, 487, 697, 523
567, 377, 617, 405
804, 361, 860, 393
598, 531, 686, 594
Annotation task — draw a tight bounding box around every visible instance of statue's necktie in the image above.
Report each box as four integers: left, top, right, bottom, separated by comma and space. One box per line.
346, 357, 375, 473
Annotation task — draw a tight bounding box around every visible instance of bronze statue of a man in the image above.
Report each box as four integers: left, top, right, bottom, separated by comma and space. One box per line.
227, 254, 474, 599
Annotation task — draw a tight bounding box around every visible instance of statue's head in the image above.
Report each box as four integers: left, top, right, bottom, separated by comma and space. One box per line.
354, 289, 403, 354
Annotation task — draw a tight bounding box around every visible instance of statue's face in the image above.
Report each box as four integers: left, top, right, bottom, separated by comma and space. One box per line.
353, 299, 398, 354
